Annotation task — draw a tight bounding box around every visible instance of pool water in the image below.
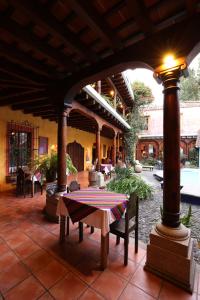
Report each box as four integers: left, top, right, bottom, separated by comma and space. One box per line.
153, 168, 200, 204
180, 168, 200, 187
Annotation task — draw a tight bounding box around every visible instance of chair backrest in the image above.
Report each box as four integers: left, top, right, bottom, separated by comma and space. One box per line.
16, 168, 25, 183
126, 193, 139, 222
68, 180, 80, 192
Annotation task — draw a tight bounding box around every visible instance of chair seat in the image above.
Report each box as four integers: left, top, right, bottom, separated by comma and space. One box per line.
110, 217, 136, 236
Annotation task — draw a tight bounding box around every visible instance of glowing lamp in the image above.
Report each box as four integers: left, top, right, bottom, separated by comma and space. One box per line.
154, 54, 188, 83
110, 90, 114, 97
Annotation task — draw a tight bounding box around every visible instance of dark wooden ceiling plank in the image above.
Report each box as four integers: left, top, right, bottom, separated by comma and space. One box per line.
0, 83, 45, 91
67, 0, 122, 50
0, 95, 48, 106
126, 0, 154, 34
10, 0, 98, 63
0, 13, 77, 71
12, 101, 50, 110
0, 60, 49, 85
0, 41, 54, 78
0, 89, 46, 101
24, 107, 54, 114
185, 0, 199, 16
103, 0, 125, 18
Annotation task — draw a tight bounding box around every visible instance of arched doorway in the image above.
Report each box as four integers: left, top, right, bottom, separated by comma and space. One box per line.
67, 141, 84, 172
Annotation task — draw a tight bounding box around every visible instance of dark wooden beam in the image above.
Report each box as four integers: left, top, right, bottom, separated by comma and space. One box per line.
0, 60, 48, 85
0, 94, 48, 106
12, 101, 50, 110
185, 0, 199, 16
10, 0, 98, 63
0, 89, 46, 101
0, 12, 77, 71
0, 41, 54, 78
24, 107, 54, 114
67, 0, 122, 50
126, 0, 154, 35
33, 111, 56, 117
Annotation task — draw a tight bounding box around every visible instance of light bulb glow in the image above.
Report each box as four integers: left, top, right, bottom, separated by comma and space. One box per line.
110, 90, 114, 97
163, 54, 176, 69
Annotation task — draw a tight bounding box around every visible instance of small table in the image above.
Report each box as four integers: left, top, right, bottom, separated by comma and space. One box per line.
57, 188, 128, 270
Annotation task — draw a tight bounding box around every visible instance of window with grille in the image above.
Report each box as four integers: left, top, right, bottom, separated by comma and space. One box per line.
7, 121, 36, 175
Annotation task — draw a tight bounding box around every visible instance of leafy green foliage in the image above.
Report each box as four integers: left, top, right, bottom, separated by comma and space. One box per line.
160, 205, 192, 227
33, 151, 77, 182
124, 81, 154, 163
107, 167, 153, 199
132, 81, 154, 105
179, 60, 200, 101
140, 157, 158, 166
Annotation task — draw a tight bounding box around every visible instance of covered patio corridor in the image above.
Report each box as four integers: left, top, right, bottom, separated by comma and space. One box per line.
0, 173, 199, 299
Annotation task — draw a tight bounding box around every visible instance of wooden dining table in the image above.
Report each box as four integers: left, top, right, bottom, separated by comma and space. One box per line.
56, 188, 128, 270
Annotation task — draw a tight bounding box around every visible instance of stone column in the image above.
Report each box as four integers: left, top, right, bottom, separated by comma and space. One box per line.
57, 105, 68, 192
96, 127, 101, 171
145, 59, 195, 293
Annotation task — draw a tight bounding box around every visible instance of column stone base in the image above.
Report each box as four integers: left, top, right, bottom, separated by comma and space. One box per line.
144, 225, 196, 293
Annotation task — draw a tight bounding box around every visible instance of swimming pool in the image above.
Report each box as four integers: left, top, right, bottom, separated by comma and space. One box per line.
153, 168, 200, 204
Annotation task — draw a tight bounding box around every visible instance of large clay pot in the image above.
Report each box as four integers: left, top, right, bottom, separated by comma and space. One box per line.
135, 164, 143, 173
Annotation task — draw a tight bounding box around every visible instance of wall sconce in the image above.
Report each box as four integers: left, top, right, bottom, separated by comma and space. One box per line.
110, 90, 115, 97
154, 54, 189, 83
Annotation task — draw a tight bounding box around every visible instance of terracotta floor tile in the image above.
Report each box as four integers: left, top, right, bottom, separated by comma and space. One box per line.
6, 233, 30, 249
119, 283, 155, 300
159, 281, 197, 300
73, 258, 102, 284
0, 242, 10, 256
34, 259, 68, 288
23, 249, 54, 272
0, 262, 30, 294
38, 292, 55, 300
0, 251, 19, 271
4, 275, 45, 300
14, 240, 40, 259
49, 272, 87, 300
127, 245, 146, 263
79, 288, 105, 299
130, 265, 162, 298
92, 269, 127, 300
108, 254, 139, 281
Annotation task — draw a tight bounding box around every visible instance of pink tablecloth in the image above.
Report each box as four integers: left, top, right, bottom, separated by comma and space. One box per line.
56, 188, 128, 236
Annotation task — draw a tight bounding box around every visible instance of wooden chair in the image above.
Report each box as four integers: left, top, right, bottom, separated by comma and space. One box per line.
16, 168, 32, 197
110, 193, 139, 265
67, 181, 94, 242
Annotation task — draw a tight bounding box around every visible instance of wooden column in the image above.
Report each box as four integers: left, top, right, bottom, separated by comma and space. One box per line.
97, 80, 101, 94
160, 70, 181, 228
96, 127, 101, 171
57, 105, 68, 192
117, 133, 120, 152
113, 133, 117, 165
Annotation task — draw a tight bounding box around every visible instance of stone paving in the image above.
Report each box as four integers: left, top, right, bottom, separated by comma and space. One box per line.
132, 170, 200, 264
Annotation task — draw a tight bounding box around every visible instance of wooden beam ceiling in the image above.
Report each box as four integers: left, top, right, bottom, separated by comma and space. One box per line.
67, 0, 122, 50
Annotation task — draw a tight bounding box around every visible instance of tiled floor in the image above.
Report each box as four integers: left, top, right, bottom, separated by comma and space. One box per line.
0, 172, 199, 300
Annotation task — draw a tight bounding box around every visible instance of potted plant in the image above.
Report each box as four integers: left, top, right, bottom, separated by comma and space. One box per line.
33, 151, 77, 183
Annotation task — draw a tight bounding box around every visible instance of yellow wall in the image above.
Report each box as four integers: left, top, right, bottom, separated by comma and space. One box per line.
0, 107, 113, 191
67, 127, 113, 170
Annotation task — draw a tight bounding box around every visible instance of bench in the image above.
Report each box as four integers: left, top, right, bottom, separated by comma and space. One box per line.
142, 165, 154, 171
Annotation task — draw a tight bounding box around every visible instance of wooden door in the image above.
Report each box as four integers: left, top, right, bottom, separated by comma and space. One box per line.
67, 141, 84, 171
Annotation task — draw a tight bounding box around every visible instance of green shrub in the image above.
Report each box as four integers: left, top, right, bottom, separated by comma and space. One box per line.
107, 170, 153, 199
